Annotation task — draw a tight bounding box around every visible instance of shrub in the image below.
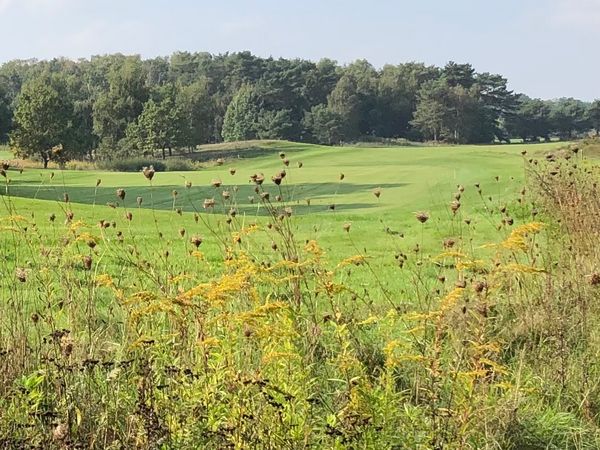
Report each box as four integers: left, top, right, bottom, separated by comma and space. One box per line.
98, 158, 167, 172
164, 158, 200, 171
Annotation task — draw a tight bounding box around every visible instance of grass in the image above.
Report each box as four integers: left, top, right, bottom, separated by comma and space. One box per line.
3, 139, 600, 448
2, 141, 560, 253
0, 145, 11, 160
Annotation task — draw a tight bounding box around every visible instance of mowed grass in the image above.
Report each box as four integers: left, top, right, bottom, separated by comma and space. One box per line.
1, 140, 564, 293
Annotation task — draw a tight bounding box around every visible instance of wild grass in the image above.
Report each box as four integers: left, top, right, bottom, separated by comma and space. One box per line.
0, 140, 599, 448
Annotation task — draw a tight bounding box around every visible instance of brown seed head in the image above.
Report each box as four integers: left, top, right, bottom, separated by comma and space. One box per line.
16, 268, 27, 282
211, 178, 222, 188
415, 212, 429, 223
373, 188, 381, 198
136, 196, 143, 206
443, 238, 455, 249
216, 158, 224, 166
222, 190, 231, 200
450, 200, 461, 214
343, 222, 351, 232
250, 173, 265, 185
229, 167, 236, 175
142, 166, 155, 180
116, 188, 126, 200
191, 236, 203, 248
203, 198, 215, 209
83, 255, 93, 270
52, 423, 69, 442
473, 280, 487, 293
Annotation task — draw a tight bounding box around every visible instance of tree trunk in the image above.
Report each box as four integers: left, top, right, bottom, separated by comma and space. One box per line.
161, 148, 166, 160
42, 155, 49, 169
168, 147, 172, 157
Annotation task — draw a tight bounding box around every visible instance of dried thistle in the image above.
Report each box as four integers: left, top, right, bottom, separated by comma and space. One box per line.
52, 423, 69, 442
415, 212, 429, 223
191, 236, 203, 248
116, 188, 126, 200
343, 223, 351, 232
142, 166, 155, 180
222, 190, 231, 200
373, 188, 381, 198
16, 268, 28, 283
137, 196, 143, 206
229, 167, 237, 175
203, 198, 215, 209
450, 200, 461, 214
83, 255, 93, 270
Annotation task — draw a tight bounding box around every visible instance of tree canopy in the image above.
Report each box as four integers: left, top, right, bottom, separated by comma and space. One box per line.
0, 53, 597, 162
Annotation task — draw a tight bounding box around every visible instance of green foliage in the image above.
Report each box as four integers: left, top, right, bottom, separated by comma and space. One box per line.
125, 84, 186, 159
98, 157, 166, 172
221, 84, 259, 142
303, 104, 345, 145
92, 56, 149, 153
0, 52, 595, 166
164, 158, 200, 171
587, 100, 600, 136
9, 72, 80, 167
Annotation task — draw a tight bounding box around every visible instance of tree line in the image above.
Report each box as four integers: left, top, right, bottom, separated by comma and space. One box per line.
0, 52, 598, 166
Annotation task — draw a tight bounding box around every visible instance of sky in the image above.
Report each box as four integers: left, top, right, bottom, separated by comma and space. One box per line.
0, 0, 598, 100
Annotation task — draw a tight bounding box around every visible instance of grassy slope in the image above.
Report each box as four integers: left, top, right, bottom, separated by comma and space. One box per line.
0, 141, 565, 295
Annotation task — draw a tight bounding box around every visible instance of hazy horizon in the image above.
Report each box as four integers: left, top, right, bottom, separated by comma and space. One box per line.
0, 0, 598, 100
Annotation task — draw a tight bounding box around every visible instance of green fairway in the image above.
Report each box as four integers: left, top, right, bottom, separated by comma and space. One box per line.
1, 141, 563, 251
1, 140, 563, 283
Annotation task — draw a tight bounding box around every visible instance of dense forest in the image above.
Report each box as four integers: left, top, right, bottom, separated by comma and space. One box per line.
0, 52, 599, 165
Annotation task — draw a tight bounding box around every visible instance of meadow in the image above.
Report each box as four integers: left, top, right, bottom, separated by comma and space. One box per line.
1, 139, 600, 449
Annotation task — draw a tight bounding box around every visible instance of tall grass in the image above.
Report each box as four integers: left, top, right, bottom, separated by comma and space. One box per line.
0, 143, 599, 448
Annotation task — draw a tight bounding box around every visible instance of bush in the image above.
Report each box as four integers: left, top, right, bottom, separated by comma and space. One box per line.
164, 158, 201, 171
98, 158, 167, 172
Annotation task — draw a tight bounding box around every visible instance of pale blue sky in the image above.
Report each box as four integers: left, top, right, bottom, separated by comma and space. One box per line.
0, 0, 598, 100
